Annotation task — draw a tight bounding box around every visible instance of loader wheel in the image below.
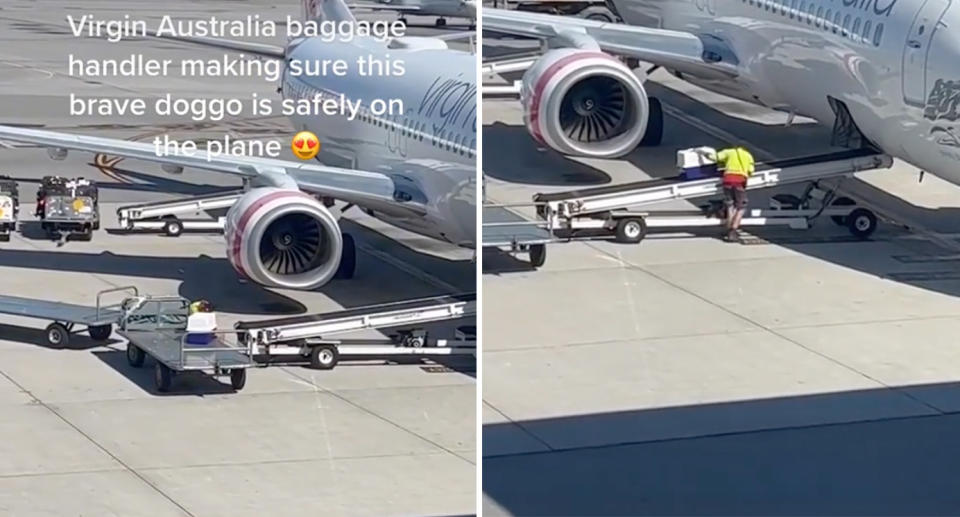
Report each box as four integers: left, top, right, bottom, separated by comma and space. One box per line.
615, 218, 647, 244
847, 208, 877, 239
310, 345, 339, 370
155, 363, 173, 392
163, 219, 183, 237
831, 197, 856, 226
578, 5, 617, 22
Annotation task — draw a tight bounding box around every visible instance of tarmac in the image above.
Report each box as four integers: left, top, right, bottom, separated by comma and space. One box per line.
482, 36, 960, 515
0, 1, 475, 516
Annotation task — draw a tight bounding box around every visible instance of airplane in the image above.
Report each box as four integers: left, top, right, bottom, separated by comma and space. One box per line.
0, 0, 477, 292
353, 0, 477, 27
482, 0, 960, 189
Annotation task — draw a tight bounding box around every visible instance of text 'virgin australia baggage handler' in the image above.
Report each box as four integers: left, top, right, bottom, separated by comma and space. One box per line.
717, 147, 755, 242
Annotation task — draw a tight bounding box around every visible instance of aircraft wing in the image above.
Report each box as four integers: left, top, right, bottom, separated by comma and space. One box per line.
482, 8, 739, 80
0, 125, 423, 216
350, 2, 423, 11
145, 31, 285, 59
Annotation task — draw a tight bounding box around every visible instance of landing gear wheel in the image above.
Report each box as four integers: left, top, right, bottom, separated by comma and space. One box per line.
127, 344, 145, 367
310, 345, 339, 370
640, 98, 664, 147
398, 17, 408, 25
45, 323, 69, 348
163, 219, 184, 237
335, 233, 356, 279
436, 17, 447, 26
846, 208, 877, 239
831, 197, 856, 226
155, 362, 173, 392
229, 369, 247, 390
578, 5, 617, 22
615, 218, 647, 244
88, 324, 112, 342
529, 244, 546, 268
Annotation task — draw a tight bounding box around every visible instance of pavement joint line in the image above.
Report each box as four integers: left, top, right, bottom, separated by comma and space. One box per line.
482, 401, 554, 454
0, 369, 196, 517
483, 329, 768, 354
133, 450, 469, 473
282, 367, 478, 466
584, 241, 951, 417
0, 467, 127, 481
357, 241, 463, 293
482, 409, 958, 460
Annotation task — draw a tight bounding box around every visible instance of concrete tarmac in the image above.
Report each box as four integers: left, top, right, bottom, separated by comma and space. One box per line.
0, 2, 476, 516
482, 39, 960, 516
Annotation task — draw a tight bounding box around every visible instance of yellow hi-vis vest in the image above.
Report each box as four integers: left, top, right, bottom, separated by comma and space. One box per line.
717, 147, 755, 178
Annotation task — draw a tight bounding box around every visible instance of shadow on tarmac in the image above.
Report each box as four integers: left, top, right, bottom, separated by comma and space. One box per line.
483, 382, 960, 516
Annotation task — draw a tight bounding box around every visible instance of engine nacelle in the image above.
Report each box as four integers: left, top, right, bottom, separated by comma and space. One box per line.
521, 49, 649, 158
47, 147, 68, 161
224, 188, 343, 290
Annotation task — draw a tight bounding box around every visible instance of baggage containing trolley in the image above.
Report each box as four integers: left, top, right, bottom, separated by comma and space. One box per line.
0, 176, 19, 241
37, 176, 100, 240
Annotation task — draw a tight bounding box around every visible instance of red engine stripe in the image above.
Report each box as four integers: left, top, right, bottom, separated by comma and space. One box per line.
231, 190, 313, 279
529, 52, 616, 146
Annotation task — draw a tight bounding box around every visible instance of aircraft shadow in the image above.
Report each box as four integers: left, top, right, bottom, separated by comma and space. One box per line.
483, 382, 960, 515
483, 122, 612, 186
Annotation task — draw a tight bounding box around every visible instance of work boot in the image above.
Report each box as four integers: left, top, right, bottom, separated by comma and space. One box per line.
724, 229, 740, 243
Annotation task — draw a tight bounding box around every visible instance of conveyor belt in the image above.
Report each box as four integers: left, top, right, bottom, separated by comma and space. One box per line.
534, 148, 880, 203
235, 292, 476, 331
116, 189, 242, 212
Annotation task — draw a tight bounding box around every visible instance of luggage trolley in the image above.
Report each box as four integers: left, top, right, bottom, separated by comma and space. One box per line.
37, 176, 100, 240
0, 286, 136, 347
0, 175, 19, 241
119, 296, 254, 392
235, 293, 477, 370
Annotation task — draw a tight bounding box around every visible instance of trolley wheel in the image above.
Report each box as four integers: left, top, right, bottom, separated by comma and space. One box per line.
127, 344, 145, 367
75, 227, 93, 241
831, 196, 856, 226
335, 233, 356, 279
846, 208, 877, 239
640, 98, 664, 147
229, 368, 247, 390
45, 323, 69, 348
578, 5, 617, 22
529, 244, 547, 268
155, 362, 173, 392
88, 324, 112, 342
163, 219, 184, 237
310, 344, 339, 370
614, 218, 647, 244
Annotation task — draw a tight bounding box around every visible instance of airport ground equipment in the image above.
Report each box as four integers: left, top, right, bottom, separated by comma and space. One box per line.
0, 286, 137, 347
37, 176, 99, 240
235, 293, 476, 370
115, 190, 243, 236
120, 296, 253, 392
490, 0, 619, 22
483, 149, 893, 267
482, 204, 552, 268
0, 176, 19, 241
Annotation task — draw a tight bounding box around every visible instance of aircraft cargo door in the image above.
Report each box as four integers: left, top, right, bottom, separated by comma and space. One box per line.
903, 0, 952, 106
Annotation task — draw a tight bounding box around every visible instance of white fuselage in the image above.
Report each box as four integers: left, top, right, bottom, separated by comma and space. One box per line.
281, 36, 476, 247
615, 0, 960, 183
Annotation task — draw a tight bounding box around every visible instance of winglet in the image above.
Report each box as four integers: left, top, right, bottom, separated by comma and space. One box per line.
302, 0, 356, 24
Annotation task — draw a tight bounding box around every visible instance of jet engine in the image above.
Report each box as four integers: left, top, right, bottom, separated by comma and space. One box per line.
521, 49, 650, 158
224, 188, 344, 290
